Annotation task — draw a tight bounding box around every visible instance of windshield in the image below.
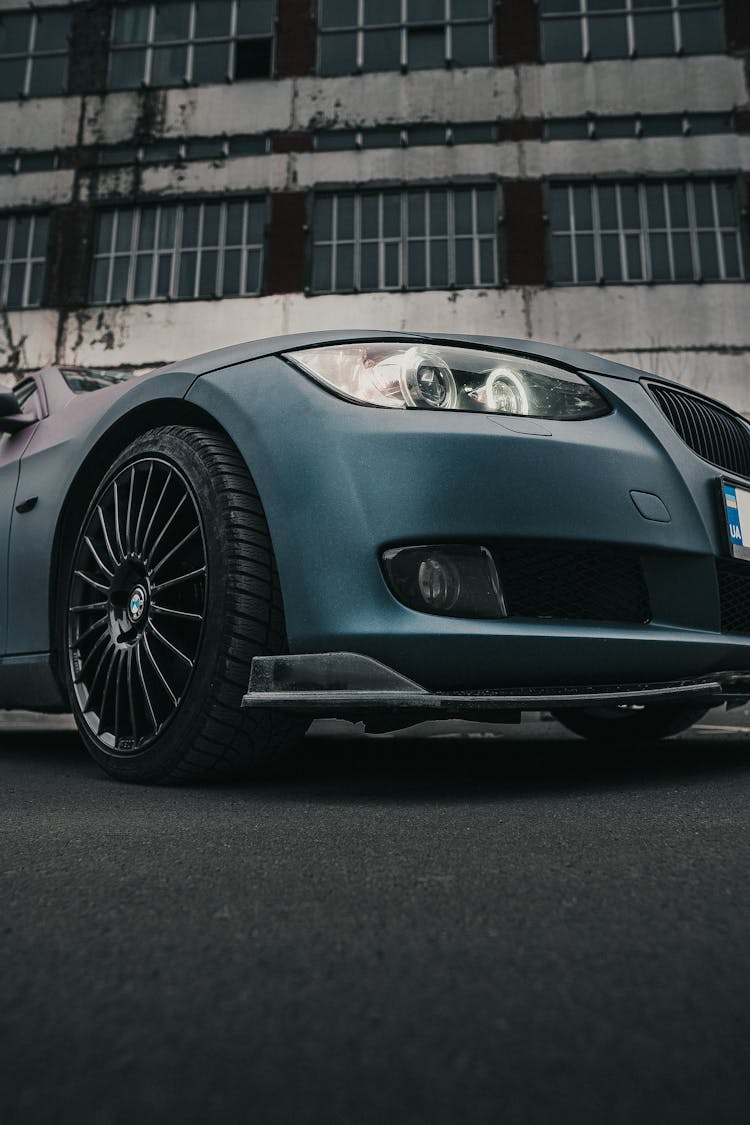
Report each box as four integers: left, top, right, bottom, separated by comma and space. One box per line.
59, 367, 136, 394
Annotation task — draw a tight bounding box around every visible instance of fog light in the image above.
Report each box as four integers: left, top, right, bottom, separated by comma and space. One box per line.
382, 545, 507, 619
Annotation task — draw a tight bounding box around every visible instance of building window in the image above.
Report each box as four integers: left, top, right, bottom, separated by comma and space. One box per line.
0, 9, 70, 100
311, 186, 499, 293
89, 199, 266, 304
0, 213, 49, 308
543, 112, 735, 141
549, 180, 745, 284
108, 0, 275, 90
318, 0, 494, 75
539, 0, 724, 61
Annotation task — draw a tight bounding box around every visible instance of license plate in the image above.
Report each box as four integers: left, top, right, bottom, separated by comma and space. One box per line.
723, 482, 750, 560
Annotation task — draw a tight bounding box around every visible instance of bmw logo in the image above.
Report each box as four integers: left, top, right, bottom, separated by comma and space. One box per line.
128, 585, 147, 623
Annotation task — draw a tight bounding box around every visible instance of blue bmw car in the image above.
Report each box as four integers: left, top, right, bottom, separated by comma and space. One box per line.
4, 331, 750, 782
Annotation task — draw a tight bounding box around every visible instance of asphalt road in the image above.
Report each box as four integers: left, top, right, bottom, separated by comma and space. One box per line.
2, 709, 750, 1125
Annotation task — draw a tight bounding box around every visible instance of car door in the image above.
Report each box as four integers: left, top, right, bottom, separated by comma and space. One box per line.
0, 377, 44, 655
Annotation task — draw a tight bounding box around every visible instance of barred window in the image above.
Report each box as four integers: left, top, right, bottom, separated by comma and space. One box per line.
89, 200, 266, 304
539, 0, 724, 61
0, 8, 70, 100
318, 0, 494, 75
108, 0, 275, 90
549, 180, 744, 284
311, 186, 499, 293
0, 213, 49, 308
543, 112, 734, 141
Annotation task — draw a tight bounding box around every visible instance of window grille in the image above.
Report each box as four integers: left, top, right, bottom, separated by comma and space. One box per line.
539, 0, 724, 61
549, 180, 744, 284
0, 8, 70, 100
108, 0, 275, 90
90, 199, 266, 304
0, 213, 49, 308
311, 186, 499, 293
318, 0, 494, 75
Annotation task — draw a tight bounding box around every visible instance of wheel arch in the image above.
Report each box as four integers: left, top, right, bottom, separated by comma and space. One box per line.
48, 397, 238, 687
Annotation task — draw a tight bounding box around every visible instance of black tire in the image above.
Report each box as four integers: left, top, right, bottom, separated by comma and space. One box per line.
63, 425, 304, 783
552, 702, 709, 743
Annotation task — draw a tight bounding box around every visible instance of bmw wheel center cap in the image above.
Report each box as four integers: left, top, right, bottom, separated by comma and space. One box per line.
128, 585, 147, 623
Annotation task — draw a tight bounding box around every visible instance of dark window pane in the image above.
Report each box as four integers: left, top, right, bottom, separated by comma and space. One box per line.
589, 0, 625, 10
34, 12, 71, 51
454, 190, 473, 235
138, 209, 157, 249
597, 186, 618, 228
452, 123, 496, 143
360, 242, 378, 289
153, 43, 189, 83
680, 9, 724, 54
689, 114, 732, 135
549, 187, 570, 231
319, 31, 357, 74
649, 232, 670, 279
541, 0, 580, 11
572, 185, 592, 230
0, 156, 15, 174
668, 183, 689, 227
692, 182, 714, 227
140, 141, 181, 162
226, 203, 245, 244
645, 184, 666, 227
0, 218, 8, 257
27, 260, 44, 305
0, 59, 26, 99
156, 254, 172, 294
541, 19, 582, 60
230, 135, 268, 155
455, 239, 474, 285
31, 216, 49, 256
363, 28, 400, 70
476, 190, 496, 232
722, 234, 741, 279
620, 185, 640, 228
178, 251, 197, 296
382, 193, 401, 237
697, 231, 719, 279
109, 49, 147, 89
238, 0, 275, 35
429, 191, 447, 235
158, 208, 177, 248
244, 197, 263, 242
182, 206, 201, 246
452, 24, 491, 66
362, 128, 401, 147
408, 192, 426, 236
95, 213, 114, 254
19, 152, 57, 172
316, 130, 357, 150
479, 239, 495, 284
575, 235, 596, 282
312, 246, 332, 291
361, 195, 379, 238
384, 242, 400, 286
202, 204, 221, 245
7, 262, 25, 307
336, 243, 354, 289
111, 257, 130, 301
625, 234, 643, 279
633, 12, 674, 54
546, 119, 590, 140
595, 116, 634, 138
601, 233, 622, 280
112, 7, 150, 45
408, 26, 444, 68
640, 114, 683, 137
154, 3, 191, 41
235, 37, 272, 78
115, 212, 133, 252
134, 254, 153, 299
458, 0, 492, 17
315, 196, 333, 240
408, 124, 446, 145
198, 249, 218, 295
408, 241, 426, 287
245, 248, 262, 292
715, 183, 737, 227
409, 0, 444, 21
0, 13, 31, 54
187, 138, 225, 160
99, 146, 139, 166
364, 0, 400, 24
195, 0, 232, 38
27, 53, 66, 96
588, 14, 628, 58
337, 196, 354, 240
223, 248, 241, 294
429, 239, 448, 287
671, 231, 693, 279
319, 0, 358, 28
191, 42, 227, 82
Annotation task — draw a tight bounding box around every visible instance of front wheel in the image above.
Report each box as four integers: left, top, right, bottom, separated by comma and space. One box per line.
63, 425, 304, 783
552, 702, 709, 743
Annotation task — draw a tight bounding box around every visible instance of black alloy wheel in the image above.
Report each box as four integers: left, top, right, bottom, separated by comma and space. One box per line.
64, 426, 303, 783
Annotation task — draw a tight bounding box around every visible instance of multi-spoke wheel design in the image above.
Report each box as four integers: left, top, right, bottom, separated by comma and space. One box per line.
68, 457, 207, 754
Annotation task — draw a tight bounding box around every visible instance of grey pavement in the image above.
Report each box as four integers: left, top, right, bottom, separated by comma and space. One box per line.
1, 707, 749, 1125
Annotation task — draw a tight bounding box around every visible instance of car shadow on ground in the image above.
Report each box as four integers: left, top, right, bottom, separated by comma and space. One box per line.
1, 717, 748, 803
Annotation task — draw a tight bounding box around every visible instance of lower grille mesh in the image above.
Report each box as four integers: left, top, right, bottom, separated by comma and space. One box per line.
493, 542, 650, 624
717, 559, 750, 635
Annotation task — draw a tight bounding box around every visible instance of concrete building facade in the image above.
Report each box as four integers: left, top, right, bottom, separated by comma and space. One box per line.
0, 0, 748, 405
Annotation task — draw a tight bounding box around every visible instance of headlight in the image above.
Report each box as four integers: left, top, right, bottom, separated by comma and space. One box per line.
284, 342, 608, 420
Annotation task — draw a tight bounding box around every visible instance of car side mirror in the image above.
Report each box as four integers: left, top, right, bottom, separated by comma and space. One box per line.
0, 388, 34, 434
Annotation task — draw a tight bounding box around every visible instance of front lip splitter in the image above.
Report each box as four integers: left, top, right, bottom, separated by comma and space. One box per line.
242, 652, 744, 716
